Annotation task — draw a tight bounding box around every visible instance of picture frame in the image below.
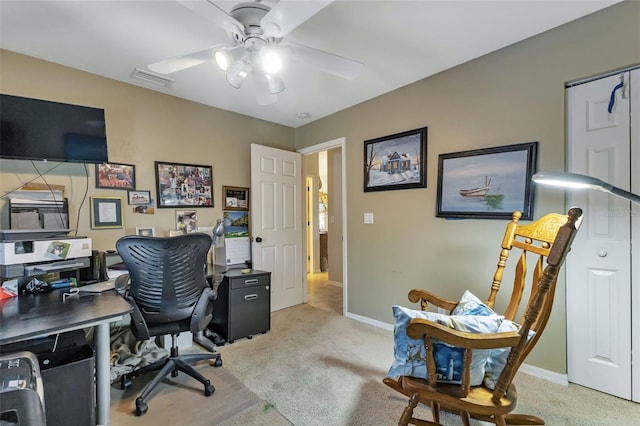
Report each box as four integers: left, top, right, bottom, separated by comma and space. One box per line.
222, 186, 250, 211
135, 227, 156, 237
436, 141, 538, 220
90, 196, 124, 229
176, 210, 197, 234
155, 161, 213, 208
95, 163, 135, 190
127, 190, 151, 205
364, 127, 427, 192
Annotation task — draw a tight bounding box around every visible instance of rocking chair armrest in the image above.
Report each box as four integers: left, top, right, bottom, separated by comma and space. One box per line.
406, 318, 521, 350
408, 289, 458, 311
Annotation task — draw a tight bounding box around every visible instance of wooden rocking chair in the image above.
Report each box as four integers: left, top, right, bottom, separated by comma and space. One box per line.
383, 207, 583, 426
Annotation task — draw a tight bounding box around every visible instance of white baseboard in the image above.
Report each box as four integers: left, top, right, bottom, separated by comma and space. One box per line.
519, 363, 568, 386
326, 280, 343, 288
346, 311, 569, 386
346, 311, 394, 332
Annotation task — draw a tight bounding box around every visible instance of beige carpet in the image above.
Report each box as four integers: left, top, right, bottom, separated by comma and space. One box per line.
111, 275, 640, 425
217, 299, 640, 425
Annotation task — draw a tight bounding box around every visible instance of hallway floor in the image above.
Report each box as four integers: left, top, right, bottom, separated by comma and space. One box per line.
307, 272, 342, 315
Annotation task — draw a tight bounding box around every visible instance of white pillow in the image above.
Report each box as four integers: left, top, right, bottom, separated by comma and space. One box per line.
483, 319, 536, 389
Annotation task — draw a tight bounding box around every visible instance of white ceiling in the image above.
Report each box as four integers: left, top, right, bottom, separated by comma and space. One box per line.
0, 0, 620, 128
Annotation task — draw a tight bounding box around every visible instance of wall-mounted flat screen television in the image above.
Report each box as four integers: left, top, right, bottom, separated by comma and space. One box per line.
0, 94, 109, 164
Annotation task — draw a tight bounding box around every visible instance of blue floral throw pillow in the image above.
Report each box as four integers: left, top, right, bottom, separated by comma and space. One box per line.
388, 305, 502, 385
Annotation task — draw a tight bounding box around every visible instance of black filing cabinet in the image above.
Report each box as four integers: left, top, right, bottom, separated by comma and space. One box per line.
209, 269, 271, 343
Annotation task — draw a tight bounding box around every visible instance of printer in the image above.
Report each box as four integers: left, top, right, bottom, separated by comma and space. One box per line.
0, 229, 91, 279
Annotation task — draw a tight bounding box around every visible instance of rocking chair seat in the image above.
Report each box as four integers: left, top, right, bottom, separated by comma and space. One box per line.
384, 375, 517, 417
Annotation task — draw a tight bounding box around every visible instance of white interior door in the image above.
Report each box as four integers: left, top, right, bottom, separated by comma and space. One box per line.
251, 144, 304, 312
566, 72, 632, 399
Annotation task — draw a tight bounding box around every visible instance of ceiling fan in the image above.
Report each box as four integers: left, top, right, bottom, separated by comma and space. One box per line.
148, 0, 363, 105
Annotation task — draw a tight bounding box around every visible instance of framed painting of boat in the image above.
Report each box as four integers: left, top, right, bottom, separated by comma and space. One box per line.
436, 142, 538, 219
364, 127, 427, 192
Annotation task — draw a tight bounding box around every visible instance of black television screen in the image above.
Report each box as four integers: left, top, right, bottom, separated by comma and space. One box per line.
0, 94, 109, 164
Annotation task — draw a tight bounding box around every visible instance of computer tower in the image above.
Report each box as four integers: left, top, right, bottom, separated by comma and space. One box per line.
38, 345, 96, 426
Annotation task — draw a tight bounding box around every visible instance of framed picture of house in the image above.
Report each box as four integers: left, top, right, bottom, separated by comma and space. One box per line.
436, 142, 538, 220
363, 127, 427, 192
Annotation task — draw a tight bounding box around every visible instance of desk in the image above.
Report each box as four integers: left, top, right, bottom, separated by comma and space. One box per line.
0, 289, 132, 425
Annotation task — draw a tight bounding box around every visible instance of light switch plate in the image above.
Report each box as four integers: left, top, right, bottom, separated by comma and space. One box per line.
364, 212, 374, 224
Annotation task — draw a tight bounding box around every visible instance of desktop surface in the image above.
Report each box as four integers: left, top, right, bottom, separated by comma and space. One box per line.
0, 288, 132, 345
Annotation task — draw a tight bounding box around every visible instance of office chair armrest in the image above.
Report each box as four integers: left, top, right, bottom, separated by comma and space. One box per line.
408, 289, 458, 312
126, 295, 151, 341
114, 273, 130, 297
190, 287, 215, 333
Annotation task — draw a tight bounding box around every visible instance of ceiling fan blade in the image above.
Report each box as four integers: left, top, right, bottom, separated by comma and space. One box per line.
148, 45, 233, 74
252, 69, 278, 105
261, 0, 333, 39
177, 0, 243, 34
281, 41, 363, 80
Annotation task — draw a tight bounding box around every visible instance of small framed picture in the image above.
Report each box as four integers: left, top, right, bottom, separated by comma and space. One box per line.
90, 196, 124, 229
128, 190, 151, 205
223, 186, 250, 211
135, 227, 156, 237
176, 210, 197, 234
95, 163, 135, 190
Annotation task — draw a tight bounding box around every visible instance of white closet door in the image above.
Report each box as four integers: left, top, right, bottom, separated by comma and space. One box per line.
566, 72, 632, 399
631, 68, 640, 403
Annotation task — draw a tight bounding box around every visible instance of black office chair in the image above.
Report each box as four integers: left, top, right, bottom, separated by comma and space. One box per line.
115, 233, 222, 416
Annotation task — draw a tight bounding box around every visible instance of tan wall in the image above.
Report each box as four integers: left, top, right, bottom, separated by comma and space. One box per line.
294, 1, 640, 374
327, 147, 343, 284
0, 50, 294, 250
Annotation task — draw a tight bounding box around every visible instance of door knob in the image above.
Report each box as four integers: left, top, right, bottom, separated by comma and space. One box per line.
597, 249, 608, 258
255, 237, 263, 243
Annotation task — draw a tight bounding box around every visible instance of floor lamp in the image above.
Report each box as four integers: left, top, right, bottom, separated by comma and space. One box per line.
532, 172, 640, 205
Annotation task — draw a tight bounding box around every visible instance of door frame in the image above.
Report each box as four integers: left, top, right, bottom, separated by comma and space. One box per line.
298, 137, 347, 315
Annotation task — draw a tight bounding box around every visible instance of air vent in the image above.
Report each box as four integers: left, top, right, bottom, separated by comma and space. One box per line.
130, 68, 174, 88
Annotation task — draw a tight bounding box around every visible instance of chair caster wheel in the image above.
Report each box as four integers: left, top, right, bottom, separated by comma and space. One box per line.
204, 381, 215, 396
121, 376, 132, 390
214, 357, 223, 367
135, 398, 148, 416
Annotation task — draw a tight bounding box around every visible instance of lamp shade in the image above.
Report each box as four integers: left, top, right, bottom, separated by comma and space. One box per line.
532, 171, 640, 205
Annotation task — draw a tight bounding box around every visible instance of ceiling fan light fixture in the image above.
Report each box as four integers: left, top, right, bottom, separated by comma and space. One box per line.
214, 50, 230, 71
265, 74, 285, 94
261, 48, 282, 74
226, 58, 252, 89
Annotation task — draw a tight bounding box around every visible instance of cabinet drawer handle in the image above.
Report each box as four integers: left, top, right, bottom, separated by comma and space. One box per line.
244, 279, 259, 285
244, 294, 258, 301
